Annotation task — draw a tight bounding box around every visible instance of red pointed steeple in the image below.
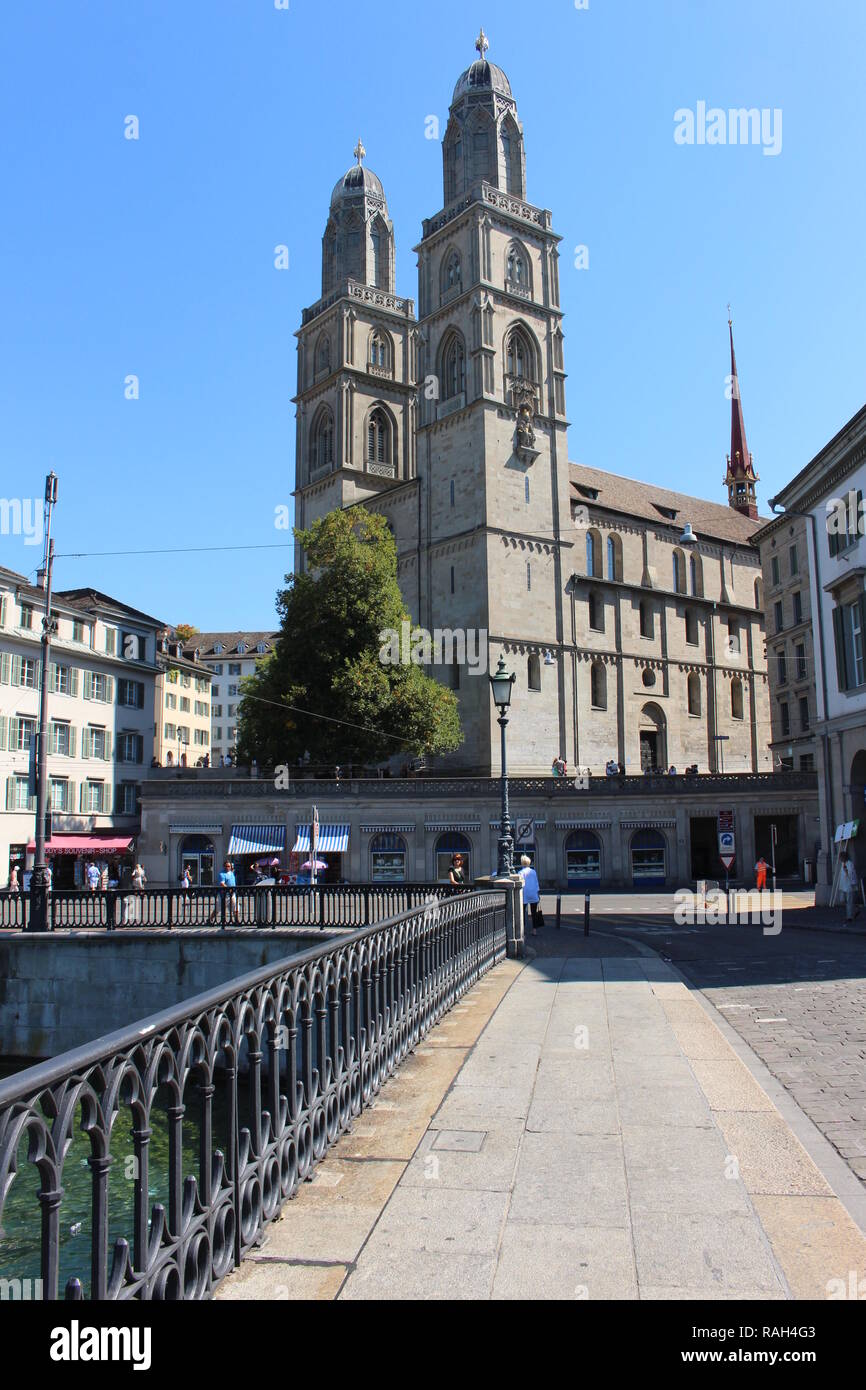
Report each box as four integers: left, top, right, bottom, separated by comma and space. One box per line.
724, 314, 759, 519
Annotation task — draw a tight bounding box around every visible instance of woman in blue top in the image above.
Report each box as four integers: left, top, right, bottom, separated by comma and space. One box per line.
518, 854, 542, 935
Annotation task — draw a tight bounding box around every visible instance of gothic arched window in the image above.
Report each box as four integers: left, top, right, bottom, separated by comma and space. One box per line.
316, 334, 331, 377
440, 332, 465, 400
310, 407, 334, 473
731, 677, 744, 720
501, 115, 522, 195
369, 330, 390, 371
527, 654, 541, 691
506, 326, 535, 384
367, 408, 392, 467
371, 216, 390, 291
322, 224, 337, 294
443, 124, 462, 205
441, 249, 462, 296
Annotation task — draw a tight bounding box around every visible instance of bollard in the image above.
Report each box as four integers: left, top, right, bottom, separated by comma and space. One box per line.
584, 891, 590, 936
555, 895, 561, 930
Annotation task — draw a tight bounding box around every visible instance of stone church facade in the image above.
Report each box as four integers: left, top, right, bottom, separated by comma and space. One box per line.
291, 34, 772, 779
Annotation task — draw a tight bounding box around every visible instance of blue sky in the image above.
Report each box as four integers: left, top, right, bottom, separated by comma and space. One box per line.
1, 0, 864, 629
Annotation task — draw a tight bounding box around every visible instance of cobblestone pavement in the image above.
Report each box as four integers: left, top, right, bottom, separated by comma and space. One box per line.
589, 910, 866, 1190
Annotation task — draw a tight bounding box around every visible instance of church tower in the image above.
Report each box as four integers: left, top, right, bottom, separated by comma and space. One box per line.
413, 30, 572, 773
292, 141, 418, 573
724, 316, 759, 519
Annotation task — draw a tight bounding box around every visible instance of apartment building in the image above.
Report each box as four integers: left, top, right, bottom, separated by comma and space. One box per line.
184, 632, 277, 763
0, 568, 161, 886
758, 404, 866, 899
752, 514, 817, 771
154, 634, 213, 767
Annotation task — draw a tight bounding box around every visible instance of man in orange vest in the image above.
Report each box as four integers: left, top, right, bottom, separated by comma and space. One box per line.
755, 856, 768, 891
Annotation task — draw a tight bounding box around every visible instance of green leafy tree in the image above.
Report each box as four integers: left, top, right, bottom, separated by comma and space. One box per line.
237, 508, 462, 767
174, 623, 199, 644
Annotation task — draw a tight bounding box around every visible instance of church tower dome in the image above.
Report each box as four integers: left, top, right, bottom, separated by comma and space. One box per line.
321, 139, 395, 296
443, 29, 526, 205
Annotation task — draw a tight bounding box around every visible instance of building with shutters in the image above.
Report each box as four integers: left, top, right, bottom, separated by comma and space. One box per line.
176, 632, 278, 765
754, 403, 866, 899
0, 567, 161, 886
154, 633, 213, 769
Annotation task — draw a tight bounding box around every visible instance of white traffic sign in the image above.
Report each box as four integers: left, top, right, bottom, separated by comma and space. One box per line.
720, 853, 735, 871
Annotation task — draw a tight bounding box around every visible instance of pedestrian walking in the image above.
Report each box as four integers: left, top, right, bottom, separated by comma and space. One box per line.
181, 866, 192, 890
86, 861, 100, 892
755, 856, 768, 891
132, 863, 147, 891
518, 854, 542, 935
840, 852, 861, 923
8, 864, 19, 891
99, 864, 109, 891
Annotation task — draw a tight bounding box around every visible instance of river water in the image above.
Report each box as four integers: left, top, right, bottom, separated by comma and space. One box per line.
0, 1059, 244, 1297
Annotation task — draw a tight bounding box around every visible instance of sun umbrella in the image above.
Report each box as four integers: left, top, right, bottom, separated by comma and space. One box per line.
301, 858, 327, 871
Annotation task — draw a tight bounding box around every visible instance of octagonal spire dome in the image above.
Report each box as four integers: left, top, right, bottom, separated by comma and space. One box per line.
451, 28, 514, 105
330, 137, 387, 209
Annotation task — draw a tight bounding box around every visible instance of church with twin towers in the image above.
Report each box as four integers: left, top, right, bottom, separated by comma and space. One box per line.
292, 31, 771, 778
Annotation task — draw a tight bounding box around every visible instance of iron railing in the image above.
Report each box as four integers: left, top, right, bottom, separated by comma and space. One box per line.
0, 883, 465, 932
0, 888, 507, 1299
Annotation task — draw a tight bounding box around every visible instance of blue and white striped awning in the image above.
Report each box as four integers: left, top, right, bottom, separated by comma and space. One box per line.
293, 824, 350, 854
227, 824, 286, 855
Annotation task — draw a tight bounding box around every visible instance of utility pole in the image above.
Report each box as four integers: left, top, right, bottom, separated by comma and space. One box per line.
29, 473, 58, 933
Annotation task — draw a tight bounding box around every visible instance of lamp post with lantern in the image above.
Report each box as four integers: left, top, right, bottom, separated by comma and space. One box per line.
489, 654, 516, 877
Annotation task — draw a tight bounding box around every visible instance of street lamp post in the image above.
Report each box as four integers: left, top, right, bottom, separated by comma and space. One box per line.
29, 472, 58, 933
489, 655, 516, 877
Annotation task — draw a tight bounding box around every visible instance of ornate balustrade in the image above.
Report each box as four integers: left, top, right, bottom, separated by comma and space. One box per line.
0, 888, 507, 1299
139, 771, 818, 801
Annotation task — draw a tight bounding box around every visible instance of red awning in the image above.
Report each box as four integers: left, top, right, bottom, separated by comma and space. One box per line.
25, 836, 134, 856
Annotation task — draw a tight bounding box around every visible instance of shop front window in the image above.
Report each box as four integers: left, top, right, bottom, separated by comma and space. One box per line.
370, 833, 407, 883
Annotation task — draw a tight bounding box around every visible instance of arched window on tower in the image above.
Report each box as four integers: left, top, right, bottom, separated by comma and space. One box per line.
443, 126, 462, 205
441, 249, 462, 299
369, 329, 390, 372
367, 408, 392, 471
310, 407, 334, 475
315, 334, 331, 379
505, 327, 535, 395
527, 654, 541, 691
440, 332, 466, 401
501, 115, 522, 195
469, 118, 494, 183
731, 677, 744, 720
371, 216, 390, 291
672, 548, 686, 594
322, 224, 337, 294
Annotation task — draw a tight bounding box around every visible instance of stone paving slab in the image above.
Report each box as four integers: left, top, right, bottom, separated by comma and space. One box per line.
219, 929, 866, 1302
